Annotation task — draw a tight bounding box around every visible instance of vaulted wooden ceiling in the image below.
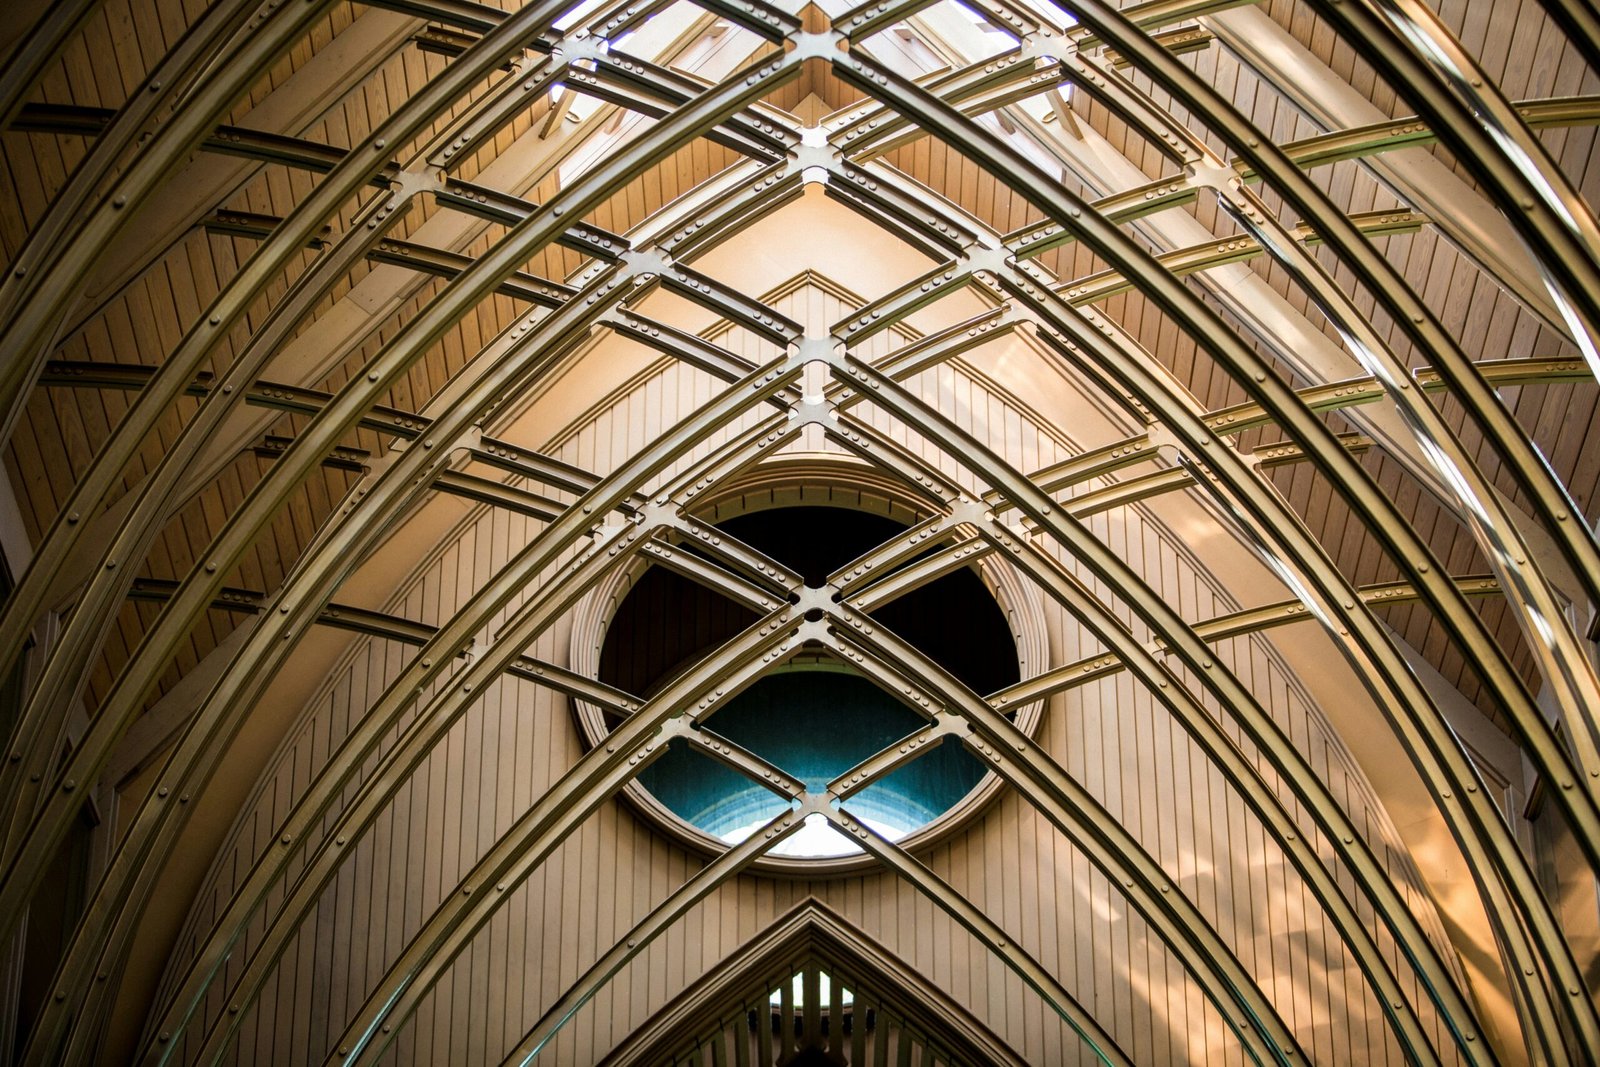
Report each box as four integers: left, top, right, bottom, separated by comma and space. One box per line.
1, 0, 1598, 1063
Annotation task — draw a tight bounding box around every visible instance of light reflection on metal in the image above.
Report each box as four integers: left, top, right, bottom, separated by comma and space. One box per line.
0, 0, 1595, 1064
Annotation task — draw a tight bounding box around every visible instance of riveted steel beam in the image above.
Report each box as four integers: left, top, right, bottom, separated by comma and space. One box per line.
600, 900, 1038, 1067
842, 4, 1600, 950
30, 110, 820, 1045
1006, 357, 1593, 513
842, 355, 1581, 603
501, 806, 809, 1067
39, 271, 802, 1067
192, 604, 800, 1067
817, 402, 1486, 1064
0, 0, 100, 127
837, 434, 1373, 613
326, 596, 1125, 1066
0, 12, 578, 849
0, 189, 418, 863
820, 619, 1307, 1065
1303, 0, 1600, 375
1047, 1, 1600, 688
991, 575, 1504, 710
1000, 96, 1600, 258
637, 536, 790, 613
815, 805, 1132, 1067
0, 6, 809, 888
110, 346, 805, 1067
365, 0, 505, 34
305, 607, 809, 1066
9, 4, 1587, 1062
0, 0, 344, 448
1051, 49, 1600, 788
1, 1, 700, 800
829, 334, 1576, 1058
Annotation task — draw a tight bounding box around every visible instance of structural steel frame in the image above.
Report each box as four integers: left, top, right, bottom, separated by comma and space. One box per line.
1, 0, 1598, 1063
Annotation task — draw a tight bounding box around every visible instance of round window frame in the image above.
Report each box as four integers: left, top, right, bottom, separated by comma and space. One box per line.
568, 456, 1050, 876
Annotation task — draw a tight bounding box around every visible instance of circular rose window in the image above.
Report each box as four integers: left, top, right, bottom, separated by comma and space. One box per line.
570, 468, 1046, 873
